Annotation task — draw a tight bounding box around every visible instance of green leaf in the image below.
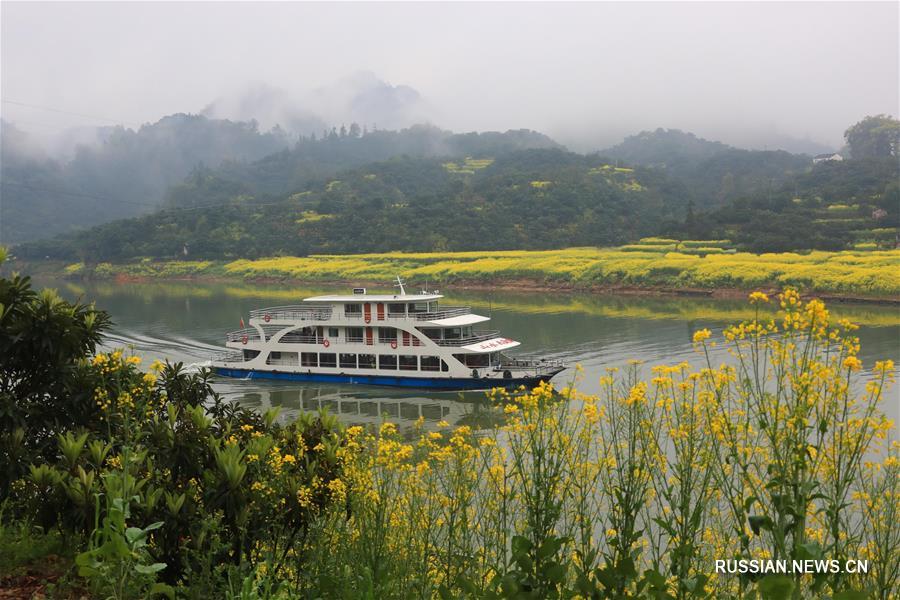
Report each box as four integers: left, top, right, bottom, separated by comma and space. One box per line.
134, 562, 167, 574
748, 515, 773, 535
125, 526, 145, 544
144, 521, 164, 532
149, 582, 175, 599
756, 575, 794, 600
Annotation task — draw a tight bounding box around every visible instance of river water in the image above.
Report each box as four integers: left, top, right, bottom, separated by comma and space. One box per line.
38, 277, 900, 431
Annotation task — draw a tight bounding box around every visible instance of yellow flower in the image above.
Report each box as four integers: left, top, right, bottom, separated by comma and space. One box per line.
749, 291, 769, 304
843, 356, 862, 371
692, 329, 712, 343
126, 355, 142, 365
282, 454, 296, 464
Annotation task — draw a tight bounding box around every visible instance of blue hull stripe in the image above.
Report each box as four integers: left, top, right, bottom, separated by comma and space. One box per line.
214, 367, 552, 391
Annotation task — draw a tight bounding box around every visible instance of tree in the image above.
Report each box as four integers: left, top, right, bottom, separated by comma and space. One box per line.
844, 115, 900, 159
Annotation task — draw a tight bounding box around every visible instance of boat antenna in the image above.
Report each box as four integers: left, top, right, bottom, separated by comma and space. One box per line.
395, 275, 406, 296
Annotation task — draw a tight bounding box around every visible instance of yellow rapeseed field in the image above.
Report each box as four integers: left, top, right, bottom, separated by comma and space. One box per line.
218, 246, 900, 296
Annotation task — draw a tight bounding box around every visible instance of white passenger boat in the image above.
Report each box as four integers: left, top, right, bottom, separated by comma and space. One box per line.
211, 280, 565, 390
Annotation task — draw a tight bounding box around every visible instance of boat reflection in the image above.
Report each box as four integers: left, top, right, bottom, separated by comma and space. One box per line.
218, 382, 491, 429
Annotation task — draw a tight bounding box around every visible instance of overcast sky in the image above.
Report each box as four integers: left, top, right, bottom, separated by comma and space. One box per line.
2, 1, 898, 151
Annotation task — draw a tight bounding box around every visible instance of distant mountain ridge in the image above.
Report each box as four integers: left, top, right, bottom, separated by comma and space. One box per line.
0, 116, 558, 245
599, 128, 812, 206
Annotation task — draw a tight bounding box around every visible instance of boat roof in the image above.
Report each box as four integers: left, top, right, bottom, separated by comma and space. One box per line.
303, 293, 443, 302
461, 337, 521, 353
424, 314, 490, 326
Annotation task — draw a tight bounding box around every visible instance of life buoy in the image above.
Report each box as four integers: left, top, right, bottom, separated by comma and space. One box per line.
390, 340, 397, 349
322, 339, 330, 348
264, 314, 271, 322
364, 315, 371, 324
241, 335, 249, 345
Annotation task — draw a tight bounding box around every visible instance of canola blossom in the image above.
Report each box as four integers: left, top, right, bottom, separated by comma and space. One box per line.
281, 290, 899, 598
65, 244, 900, 297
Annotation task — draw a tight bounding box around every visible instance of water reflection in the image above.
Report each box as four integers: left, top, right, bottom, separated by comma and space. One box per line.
36, 276, 900, 430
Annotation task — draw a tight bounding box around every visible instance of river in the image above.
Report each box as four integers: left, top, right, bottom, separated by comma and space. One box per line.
38, 277, 900, 431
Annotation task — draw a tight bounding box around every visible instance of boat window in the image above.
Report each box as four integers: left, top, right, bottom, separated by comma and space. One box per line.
358, 354, 376, 369
319, 353, 337, 368
301, 352, 318, 367
339, 353, 357, 369
420, 356, 440, 372
420, 328, 441, 341
453, 352, 488, 367
328, 327, 339, 338
387, 303, 405, 315
345, 303, 362, 317
346, 327, 364, 343
441, 360, 449, 372
243, 350, 260, 361
267, 352, 298, 366
444, 328, 461, 340
407, 302, 429, 314
379, 355, 398, 370
378, 327, 397, 342
398, 355, 418, 371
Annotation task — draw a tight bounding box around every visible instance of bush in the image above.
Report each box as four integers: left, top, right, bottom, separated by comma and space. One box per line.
0, 260, 346, 596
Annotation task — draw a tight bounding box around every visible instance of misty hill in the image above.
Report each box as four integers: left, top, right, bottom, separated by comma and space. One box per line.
601, 128, 812, 206
193, 124, 562, 200
1, 116, 291, 244
665, 157, 899, 252
203, 72, 431, 135
1, 118, 557, 245
19, 149, 692, 260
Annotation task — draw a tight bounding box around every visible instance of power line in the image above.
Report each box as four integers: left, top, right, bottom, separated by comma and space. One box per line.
1, 99, 139, 127
0, 181, 158, 207
0, 181, 301, 214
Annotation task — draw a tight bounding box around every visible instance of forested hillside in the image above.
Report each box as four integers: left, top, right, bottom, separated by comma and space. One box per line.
19, 150, 689, 260
0, 115, 290, 243
601, 128, 813, 207
0, 119, 558, 244
666, 158, 899, 251
8, 116, 898, 261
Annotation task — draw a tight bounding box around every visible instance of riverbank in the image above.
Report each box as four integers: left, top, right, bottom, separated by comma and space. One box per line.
15, 245, 900, 303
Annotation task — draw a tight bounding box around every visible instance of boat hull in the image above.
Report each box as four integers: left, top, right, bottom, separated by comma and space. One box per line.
213, 367, 561, 391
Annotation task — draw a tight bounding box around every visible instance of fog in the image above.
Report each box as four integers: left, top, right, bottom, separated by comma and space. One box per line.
2, 1, 897, 154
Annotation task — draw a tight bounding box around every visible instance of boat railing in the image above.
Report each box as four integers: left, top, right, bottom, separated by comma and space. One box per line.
211, 350, 246, 363
413, 306, 471, 321
340, 306, 472, 321
226, 328, 262, 342
434, 330, 501, 346
496, 358, 566, 371
250, 305, 333, 321
279, 332, 322, 344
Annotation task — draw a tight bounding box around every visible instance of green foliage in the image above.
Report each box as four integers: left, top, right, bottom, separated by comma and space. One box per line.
844, 114, 900, 159
0, 260, 346, 595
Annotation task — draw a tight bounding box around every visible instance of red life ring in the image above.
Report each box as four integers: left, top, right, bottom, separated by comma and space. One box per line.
323, 339, 330, 348
364, 315, 371, 324
390, 340, 397, 349
241, 335, 249, 345
264, 314, 271, 322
